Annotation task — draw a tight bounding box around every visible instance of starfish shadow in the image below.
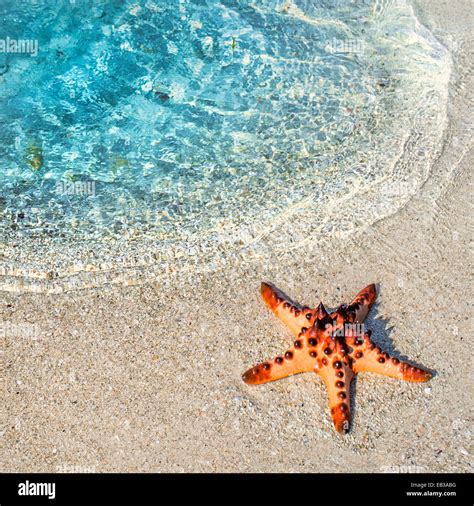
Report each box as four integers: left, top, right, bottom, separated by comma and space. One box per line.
362, 300, 437, 377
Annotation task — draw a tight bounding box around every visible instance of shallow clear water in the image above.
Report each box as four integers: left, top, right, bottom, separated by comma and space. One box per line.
0, 0, 450, 290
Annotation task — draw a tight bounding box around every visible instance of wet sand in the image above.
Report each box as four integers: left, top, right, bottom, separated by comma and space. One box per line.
2, 0, 473, 472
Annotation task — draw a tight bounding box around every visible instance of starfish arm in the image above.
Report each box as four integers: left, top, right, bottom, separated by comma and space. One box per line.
260, 282, 311, 337
350, 332, 432, 382
346, 283, 377, 323
242, 342, 316, 385
316, 358, 354, 434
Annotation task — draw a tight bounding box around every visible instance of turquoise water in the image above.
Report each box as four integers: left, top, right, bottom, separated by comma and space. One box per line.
0, 0, 450, 288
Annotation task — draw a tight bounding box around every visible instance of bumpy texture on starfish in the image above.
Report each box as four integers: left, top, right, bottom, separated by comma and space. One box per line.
242, 282, 432, 434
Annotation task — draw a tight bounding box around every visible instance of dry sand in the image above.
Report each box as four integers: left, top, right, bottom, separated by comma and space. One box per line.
2, 0, 473, 473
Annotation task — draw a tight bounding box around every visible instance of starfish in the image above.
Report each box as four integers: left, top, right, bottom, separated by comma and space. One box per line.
242, 282, 433, 434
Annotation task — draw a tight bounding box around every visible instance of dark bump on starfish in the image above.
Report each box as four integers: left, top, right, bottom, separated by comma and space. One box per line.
263, 363, 270, 370
338, 392, 346, 400
333, 361, 342, 369
392, 357, 399, 364
294, 340, 302, 348
309, 351, 317, 358
305, 313, 312, 320
322, 358, 328, 366
275, 357, 283, 364
378, 357, 385, 364
275, 297, 282, 305
308, 338, 317, 346
355, 351, 363, 359
315, 318, 324, 330
294, 310, 301, 317
324, 347, 332, 355
301, 327, 308, 334
284, 302, 291, 309
336, 381, 344, 388
336, 304, 347, 315
285, 351, 293, 360
339, 403, 348, 412
336, 371, 344, 378
346, 312, 355, 323
316, 301, 329, 318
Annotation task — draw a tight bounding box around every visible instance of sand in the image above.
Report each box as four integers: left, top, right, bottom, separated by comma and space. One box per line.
2, 0, 473, 473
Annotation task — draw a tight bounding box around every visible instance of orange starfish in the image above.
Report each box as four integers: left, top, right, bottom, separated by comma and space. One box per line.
242, 282, 433, 434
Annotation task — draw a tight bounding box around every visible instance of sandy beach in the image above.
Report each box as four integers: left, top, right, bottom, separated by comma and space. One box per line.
2, 0, 473, 473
